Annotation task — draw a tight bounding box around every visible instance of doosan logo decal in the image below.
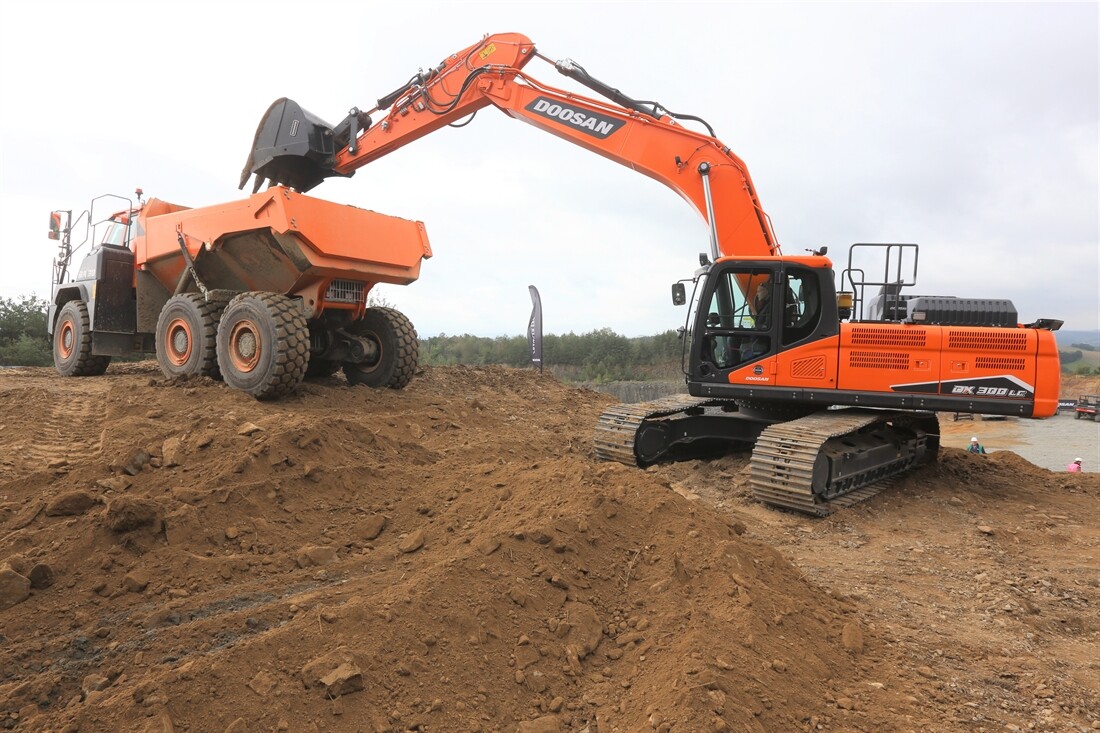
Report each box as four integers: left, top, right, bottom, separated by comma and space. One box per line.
746, 365, 770, 381
525, 97, 624, 139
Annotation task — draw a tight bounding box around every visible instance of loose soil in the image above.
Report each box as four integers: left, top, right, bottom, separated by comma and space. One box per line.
1, 364, 1097, 733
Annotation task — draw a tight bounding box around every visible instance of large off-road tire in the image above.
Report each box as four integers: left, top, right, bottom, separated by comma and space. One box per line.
155, 294, 224, 379
53, 301, 111, 377
216, 292, 308, 400
343, 307, 418, 389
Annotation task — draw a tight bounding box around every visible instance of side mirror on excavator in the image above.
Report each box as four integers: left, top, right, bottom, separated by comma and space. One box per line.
48, 212, 62, 241
671, 282, 687, 306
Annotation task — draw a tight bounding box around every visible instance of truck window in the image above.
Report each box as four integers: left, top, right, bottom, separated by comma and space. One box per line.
103, 221, 129, 246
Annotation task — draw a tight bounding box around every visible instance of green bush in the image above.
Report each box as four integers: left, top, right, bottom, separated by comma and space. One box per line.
0, 295, 51, 366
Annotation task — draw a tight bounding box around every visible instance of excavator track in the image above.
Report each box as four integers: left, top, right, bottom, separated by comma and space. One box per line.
594, 394, 724, 465
750, 410, 938, 516
595, 399, 938, 517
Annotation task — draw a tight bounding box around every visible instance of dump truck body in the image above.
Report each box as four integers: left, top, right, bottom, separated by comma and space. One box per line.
136, 187, 431, 320
48, 187, 429, 398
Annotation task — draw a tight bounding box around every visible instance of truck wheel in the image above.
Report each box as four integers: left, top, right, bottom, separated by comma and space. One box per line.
53, 301, 111, 377
156, 294, 224, 380
343, 307, 419, 389
216, 292, 308, 399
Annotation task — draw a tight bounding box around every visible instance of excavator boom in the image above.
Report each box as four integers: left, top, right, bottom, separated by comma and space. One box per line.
241, 32, 780, 260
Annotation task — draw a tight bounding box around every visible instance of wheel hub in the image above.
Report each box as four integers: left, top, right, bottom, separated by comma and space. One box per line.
165, 318, 193, 366
353, 334, 383, 371
229, 321, 262, 373
58, 321, 74, 358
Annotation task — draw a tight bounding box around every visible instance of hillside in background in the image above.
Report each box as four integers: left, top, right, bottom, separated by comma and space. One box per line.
1056, 329, 1100, 349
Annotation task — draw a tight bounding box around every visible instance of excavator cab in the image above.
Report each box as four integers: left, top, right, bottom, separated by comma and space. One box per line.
689, 258, 839, 383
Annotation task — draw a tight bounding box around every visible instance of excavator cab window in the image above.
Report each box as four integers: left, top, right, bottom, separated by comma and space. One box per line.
700, 266, 777, 372
780, 267, 823, 346
705, 269, 771, 330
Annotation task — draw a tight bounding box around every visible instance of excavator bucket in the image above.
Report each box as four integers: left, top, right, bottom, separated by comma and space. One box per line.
240, 98, 348, 194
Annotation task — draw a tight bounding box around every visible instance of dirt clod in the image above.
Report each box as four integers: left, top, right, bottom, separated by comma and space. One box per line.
44, 489, 98, 516
0, 567, 31, 609
105, 496, 161, 532
27, 563, 55, 589
841, 619, 864, 653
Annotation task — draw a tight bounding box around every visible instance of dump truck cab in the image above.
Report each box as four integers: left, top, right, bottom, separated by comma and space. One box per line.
48, 198, 147, 362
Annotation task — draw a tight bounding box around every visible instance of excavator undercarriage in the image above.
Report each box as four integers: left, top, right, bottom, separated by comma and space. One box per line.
596, 396, 940, 516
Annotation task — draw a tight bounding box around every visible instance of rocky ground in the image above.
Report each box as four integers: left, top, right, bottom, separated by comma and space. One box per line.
0, 364, 1097, 733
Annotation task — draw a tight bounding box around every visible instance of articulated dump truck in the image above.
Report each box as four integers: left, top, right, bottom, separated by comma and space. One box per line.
47, 187, 430, 399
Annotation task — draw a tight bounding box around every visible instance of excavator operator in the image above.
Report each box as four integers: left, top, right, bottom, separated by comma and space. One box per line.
705, 276, 773, 369
752, 280, 772, 328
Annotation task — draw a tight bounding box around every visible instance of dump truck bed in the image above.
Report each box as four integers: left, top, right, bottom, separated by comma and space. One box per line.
135, 186, 431, 315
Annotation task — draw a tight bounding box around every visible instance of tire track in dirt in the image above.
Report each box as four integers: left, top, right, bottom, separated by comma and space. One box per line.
20, 382, 108, 473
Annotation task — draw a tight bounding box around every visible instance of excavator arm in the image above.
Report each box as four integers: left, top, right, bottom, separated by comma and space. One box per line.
241, 32, 780, 260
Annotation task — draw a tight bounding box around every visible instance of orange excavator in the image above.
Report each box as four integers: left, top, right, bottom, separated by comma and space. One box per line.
240, 32, 1063, 514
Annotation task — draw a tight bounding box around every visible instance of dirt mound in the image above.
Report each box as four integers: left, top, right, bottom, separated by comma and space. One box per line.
1062, 373, 1100, 397
1, 364, 1097, 733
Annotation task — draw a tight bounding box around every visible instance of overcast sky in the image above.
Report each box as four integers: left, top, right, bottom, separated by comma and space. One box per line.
1, 1, 1096, 338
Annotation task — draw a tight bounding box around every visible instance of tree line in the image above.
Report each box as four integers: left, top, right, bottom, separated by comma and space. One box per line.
421, 329, 683, 382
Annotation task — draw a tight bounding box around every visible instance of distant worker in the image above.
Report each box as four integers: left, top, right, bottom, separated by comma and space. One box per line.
1067, 457, 1083, 472
967, 437, 987, 454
